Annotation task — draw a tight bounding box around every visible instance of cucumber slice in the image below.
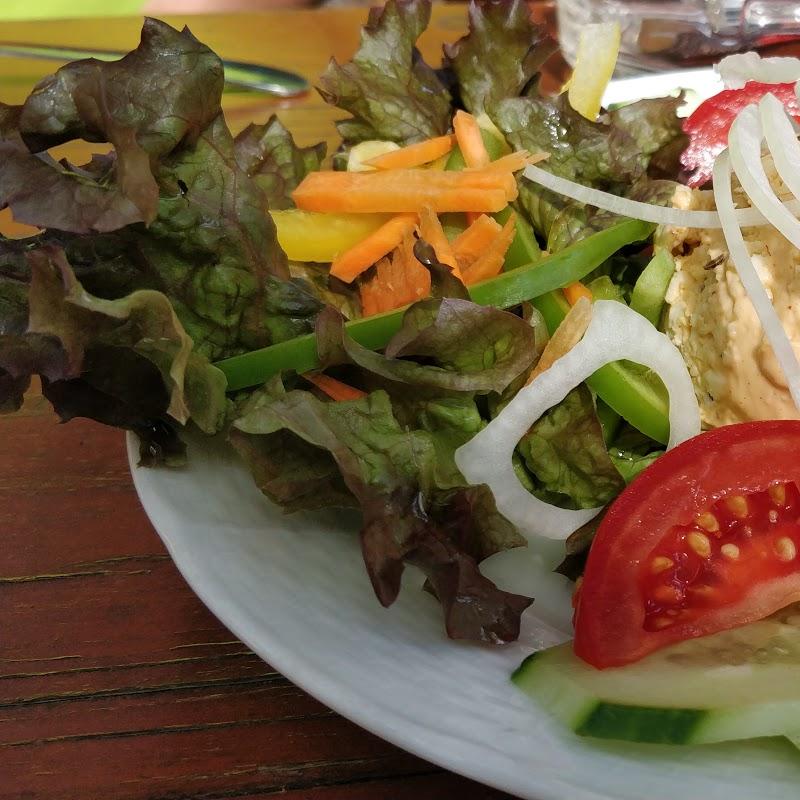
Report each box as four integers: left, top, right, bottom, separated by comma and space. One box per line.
513, 606, 800, 745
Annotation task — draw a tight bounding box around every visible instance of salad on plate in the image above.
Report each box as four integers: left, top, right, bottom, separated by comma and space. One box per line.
3, 0, 800, 757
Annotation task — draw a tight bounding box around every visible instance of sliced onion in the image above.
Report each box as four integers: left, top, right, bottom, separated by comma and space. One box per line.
729, 104, 800, 250
454, 301, 700, 542
522, 164, 799, 229
760, 92, 800, 204
713, 151, 800, 411
717, 53, 800, 90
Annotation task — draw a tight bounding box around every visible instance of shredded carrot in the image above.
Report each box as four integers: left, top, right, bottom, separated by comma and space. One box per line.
304, 373, 367, 401
292, 169, 512, 213
563, 281, 594, 306
418, 205, 463, 281
464, 211, 482, 227
359, 231, 431, 315
452, 214, 503, 272
366, 135, 455, 170
461, 216, 517, 285
453, 110, 490, 169
330, 214, 416, 283
475, 150, 550, 173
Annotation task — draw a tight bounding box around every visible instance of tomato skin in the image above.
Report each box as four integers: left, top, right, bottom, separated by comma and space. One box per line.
681, 82, 800, 188
573, 421, 800, 669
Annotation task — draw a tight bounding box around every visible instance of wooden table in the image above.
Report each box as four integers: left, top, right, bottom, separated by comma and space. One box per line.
0, 6, 523, 798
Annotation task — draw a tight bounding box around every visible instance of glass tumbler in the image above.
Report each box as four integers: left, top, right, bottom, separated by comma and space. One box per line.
556, 1, 800, 74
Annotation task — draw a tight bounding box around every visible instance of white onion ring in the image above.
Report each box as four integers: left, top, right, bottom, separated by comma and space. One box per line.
729, 104, 800, 250
454, 301, 700, 541
717, 53, 800, 89
522, 163, 800, 229
760, 92, 800, 206
713, 151, 800, 411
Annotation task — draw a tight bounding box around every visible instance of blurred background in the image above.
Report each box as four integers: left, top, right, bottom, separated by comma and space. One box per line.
0, 0, 363, 19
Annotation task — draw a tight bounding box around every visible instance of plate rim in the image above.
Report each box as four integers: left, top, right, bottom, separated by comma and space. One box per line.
127, 66, 734, 800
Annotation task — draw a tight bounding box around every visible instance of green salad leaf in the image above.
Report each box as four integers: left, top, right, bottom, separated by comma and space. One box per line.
443, 0, 556, 115
318, 0, 451, 145
317, 299, 538, 394
493, 94, 682, 250
231, 380, 530, 643
0, 18, 324, 460
518, 384, 625, 509
234, 115, 326, 210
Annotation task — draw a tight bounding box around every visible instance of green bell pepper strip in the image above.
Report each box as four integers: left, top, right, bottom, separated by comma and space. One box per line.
630, 246, 676, 327
494, 206, 541, 268
531, 280, 671, 445
215, 218, 654, 390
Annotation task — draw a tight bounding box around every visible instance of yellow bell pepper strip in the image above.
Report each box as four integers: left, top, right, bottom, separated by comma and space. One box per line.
270, 210, 390, 262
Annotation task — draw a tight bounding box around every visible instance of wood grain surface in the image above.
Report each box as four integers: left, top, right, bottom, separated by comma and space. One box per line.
1, 392, 513, 798
0, 6, 529, 798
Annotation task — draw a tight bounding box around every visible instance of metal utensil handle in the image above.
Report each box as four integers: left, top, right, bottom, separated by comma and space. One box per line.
0, 42, 309, 98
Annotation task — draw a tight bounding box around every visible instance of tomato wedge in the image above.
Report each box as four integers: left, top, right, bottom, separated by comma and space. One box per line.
574, 421, 800, 669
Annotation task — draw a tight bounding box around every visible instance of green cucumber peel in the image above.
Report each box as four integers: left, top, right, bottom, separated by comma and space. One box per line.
215, 218, 655, 391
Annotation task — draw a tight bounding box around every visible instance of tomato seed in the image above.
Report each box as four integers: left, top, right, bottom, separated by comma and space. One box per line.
650, 616, 674, 630
769, 484, 787, 506
687, 531, 712, 558
651, 556, 674, 574
775, 536, 797, 562
653, 585, 683, 604
720, 543, 740, 560
769, 509, 779, 523
696, 512, 720, 533
725, 495, 748, 519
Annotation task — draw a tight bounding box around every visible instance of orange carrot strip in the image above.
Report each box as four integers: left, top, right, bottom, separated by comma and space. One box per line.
418, 205, 463, 281
453, 110, 490, 168
331, 214, 417, 283
366, 135, 455, 170
293, 171, 509, 213
563, 281, 594, 306
304, 373, 367, 402
462, 216, 517, 285
295, 168, 510, 194
452, 214, 503, 271
477, 151, 530, 173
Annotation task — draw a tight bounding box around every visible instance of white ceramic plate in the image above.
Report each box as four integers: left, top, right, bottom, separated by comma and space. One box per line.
128, 70, 800, 800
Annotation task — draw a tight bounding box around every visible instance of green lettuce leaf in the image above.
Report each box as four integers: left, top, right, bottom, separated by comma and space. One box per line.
3, 19, 223, 231
231, 381, 530, 643
317, 300, 538, 394
493, 94, 682, 247
607, 96, 685, 161
0, 15, 323, 456
517, 384, 625, 509
0, 244, 226, 463
317, 0, 451, 145
234, 114, 326, 210
443, 0, 556, 115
